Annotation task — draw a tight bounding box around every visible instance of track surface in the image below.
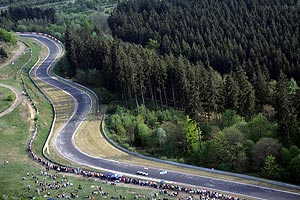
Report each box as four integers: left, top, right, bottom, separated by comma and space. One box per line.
20, 34, 300, 200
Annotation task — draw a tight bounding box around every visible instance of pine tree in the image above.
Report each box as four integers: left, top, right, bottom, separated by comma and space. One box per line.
64, 26, 77, 76
224, 73, 239, 111
234, 67, 255, 119
253, 64, 270, 110
274, 71, 292, 146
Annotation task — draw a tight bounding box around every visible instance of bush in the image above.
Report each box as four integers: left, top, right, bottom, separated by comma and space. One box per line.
0, 27, 17, 44
94, 87, 115, 104
0, 47, 8, 59
6, 95, 14, 101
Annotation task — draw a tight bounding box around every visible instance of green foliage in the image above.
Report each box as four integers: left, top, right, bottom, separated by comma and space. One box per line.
110, 114, 126, 135
157, 127, 166, 148
160, 121, 184, 158
94, 87, 115, 104
0, 88, 14, 112
146, 39, 160, 50
75, 68, 103, 86
6, 94, 13, 101
0, 47, 8, 60
244, 113, 276, 142
252, 137, 281, 172
289, 155, 300, 183
274, 71, 293, 146
0, 27, 16, 44
106, 102, 299, 182
107, 106, 184, 151
244, 140, 255, 161
145, 110, 158, 128
135, 122, 151, 147
219, 110, 242, 129
183, 116, 200, 156
288, 78, 299, 95
234, 67, 256, 119
224, 74, 239, 111
289, 145, 300, 159
5, 7, 56, 23
210, 127, 247, 172
0, 0, 117, 42
263, 155, 280, 179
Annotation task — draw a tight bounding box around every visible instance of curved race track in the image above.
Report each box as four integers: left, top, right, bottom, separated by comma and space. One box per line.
20, 34, 300, 200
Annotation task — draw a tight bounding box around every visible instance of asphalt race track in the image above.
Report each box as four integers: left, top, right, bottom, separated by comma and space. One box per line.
20, 34, 300, 200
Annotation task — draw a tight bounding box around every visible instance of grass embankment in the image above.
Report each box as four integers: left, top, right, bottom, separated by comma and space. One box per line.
0, 36, 194, 200
0, 38, 46, 197
0, 87, 15, 112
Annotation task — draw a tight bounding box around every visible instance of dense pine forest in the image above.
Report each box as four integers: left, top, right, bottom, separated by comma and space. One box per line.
62, 0, 300, 183
108, 0, 300, 79
1, 7, 56, 23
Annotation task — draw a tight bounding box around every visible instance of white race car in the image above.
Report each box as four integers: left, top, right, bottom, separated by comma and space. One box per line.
136, 171, 149, 176
159, 170, 168, 175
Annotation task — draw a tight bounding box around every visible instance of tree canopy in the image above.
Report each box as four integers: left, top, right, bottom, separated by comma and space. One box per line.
108, 0, 300, 80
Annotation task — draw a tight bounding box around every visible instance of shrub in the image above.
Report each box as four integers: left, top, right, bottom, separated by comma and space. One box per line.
0, 27, 17, 44
6, 95, 14, 101
0, 47, 8, 59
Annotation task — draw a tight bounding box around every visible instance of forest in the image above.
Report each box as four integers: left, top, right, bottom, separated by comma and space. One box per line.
108, 0, 300, 80
1, 7, 56, 23
63, 23, 300, 183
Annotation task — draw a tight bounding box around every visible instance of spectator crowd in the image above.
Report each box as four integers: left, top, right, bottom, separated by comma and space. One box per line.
26, 145, 245, 200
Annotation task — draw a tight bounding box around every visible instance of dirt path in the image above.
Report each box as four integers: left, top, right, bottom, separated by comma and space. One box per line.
0, 41, 25, 69
0, 83, 25, 117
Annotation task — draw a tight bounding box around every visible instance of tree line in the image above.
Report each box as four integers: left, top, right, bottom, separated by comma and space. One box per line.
108, 0, 300, 80
106, 105, 300, 184
1, 6, 56, 24
64, 26, 300, 149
